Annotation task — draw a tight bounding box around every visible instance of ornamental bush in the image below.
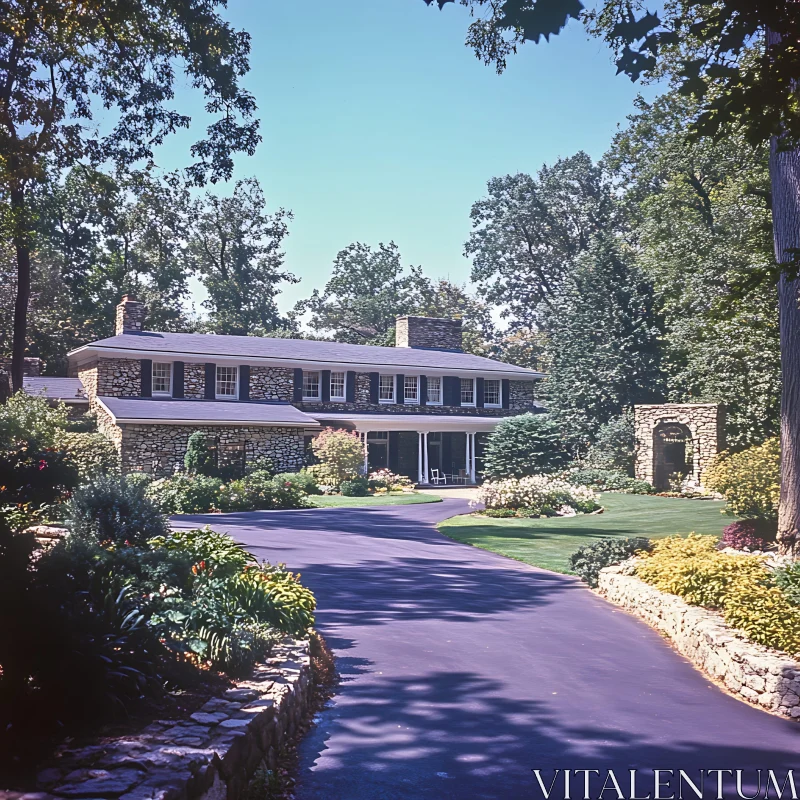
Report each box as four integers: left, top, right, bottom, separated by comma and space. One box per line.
184, 431, 218, 477
703, 438, 780, 519
217, 471, 309, 512
720, 519, 778, 551
273, 470, 321, 495
773, 562, 800, 607
723, 581, 800, 655
340, 477, 369, 497
147, 474, 224, 514
368, 469, 413, 492
569, 537, 653, 588
56, 430, 120, 482
310, 428, 364, 486
566, 468, 655, 494
475, 475, 599, 516
482, 413, 568, 479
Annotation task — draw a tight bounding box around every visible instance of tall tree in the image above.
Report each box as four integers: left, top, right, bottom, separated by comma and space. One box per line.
0, 0, 259, 390
188, 178, 297, 336
464, 152, 614, 328
431, 0, 800, 553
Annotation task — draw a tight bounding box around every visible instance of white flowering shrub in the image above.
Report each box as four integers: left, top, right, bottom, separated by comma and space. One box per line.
474, 475, 600, 516
368, 469, 413, 492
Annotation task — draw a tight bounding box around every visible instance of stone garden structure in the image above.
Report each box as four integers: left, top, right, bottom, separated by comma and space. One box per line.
634, 403, 725, 490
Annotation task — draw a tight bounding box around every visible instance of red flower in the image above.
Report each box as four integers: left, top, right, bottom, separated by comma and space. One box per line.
38, 460, 47, 471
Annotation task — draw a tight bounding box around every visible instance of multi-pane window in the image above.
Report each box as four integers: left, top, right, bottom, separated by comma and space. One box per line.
330, 371, 346, 399
484, 378, 501, 406
216, 366, 238, 398
460, 378, 476, 405
152, 362, 172, 395
302, 371, 321, 400
404, 375, 419, 404
426, 376, 442, 405
379, 374, 395, 402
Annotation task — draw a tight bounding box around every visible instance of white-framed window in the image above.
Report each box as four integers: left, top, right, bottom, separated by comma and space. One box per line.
216, 365, 238, 399
152, 362, 172, 395
426, 376, 442, 405
404, 375, 419, 404
302, 370, 321, 400
330, 371, 346, 400
484, 378, 501, 407
379, 374, 395, 402
460, 377, 476, 406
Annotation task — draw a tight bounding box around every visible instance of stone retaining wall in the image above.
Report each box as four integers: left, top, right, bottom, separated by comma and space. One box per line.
598, 565, 800, 718
0, 638, 313, 800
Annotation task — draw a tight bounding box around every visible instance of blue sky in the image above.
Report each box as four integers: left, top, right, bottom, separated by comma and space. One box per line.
157, 0, 658, 318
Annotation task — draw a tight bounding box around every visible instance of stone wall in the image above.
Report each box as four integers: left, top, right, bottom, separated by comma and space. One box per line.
184, 362, 206, 399
598, 565, 800, 719
9, 638, 312, 800
115, 295, 147, 335
396, 316, 463, 351
250, 366, 293, 401
119, 423, 306, 475
97, 358, 142, 397
78, 364, 98, 398
509, 380, 536, 410
634, 403, 724, 489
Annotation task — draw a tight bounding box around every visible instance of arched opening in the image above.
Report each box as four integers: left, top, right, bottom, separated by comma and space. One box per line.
653, 422, 694, 490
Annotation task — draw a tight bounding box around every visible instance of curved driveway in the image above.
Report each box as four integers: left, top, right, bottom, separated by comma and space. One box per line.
176, 500, 800, 800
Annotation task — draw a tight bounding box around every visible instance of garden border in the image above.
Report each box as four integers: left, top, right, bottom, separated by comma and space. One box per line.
598, 565, 800, 718
1, 637, 312, 800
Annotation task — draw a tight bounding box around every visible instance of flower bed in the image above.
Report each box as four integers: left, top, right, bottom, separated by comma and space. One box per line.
473, 475, 600, 517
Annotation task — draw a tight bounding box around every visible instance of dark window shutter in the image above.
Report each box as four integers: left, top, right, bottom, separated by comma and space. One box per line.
502, 379, 510, 409
239, 365, 250, 401
321, 369, 331, 403
419, 375, 427, 406
369, 372, 379, 404
444, 376, 461, 407
292, 368, 304, 402
388, 432, 399, 471
346, 371, 356, 403
396, 373, 405, 404
204, 363, 216, 399
141, 359, 152, 397
172, 361, 185, 398
476, 377, 485, 408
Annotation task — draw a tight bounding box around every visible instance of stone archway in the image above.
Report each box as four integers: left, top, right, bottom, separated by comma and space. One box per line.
634, 403, 724, 490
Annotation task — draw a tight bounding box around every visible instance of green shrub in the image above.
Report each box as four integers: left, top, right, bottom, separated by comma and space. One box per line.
340, 477, 369, 497
773, 562, 800, 606
147, 474, 223, 513
245, 456, 275, 476
583, 412, 636, 473
483, 413, 568, 479
217, 471, 310, 511
56, 430, 120, 482
184, 431, 218, 476
194, 621, 279, 676
274, 470, 321, 495
310, 428, 364, 485
703, 438, 779, 518
722, 581, 800, 655
567, 468, 654, 494
569, 537, 652, 587
0, 391, 69, 448
68, 475, 168, 546
149, 526, 254, 577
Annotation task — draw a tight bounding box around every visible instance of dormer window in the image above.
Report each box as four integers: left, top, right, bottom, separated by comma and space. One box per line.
302, 371, 321, 400
216, 365, 238, 399
152, 362, 172, 395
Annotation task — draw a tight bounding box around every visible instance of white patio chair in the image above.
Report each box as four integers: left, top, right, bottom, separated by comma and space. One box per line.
429, 468, 447, 485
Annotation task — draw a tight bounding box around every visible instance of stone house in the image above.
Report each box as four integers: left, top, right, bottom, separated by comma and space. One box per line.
35, 296, 544, 484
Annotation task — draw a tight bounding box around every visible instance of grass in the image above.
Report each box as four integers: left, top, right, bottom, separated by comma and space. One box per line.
308, 492, 442, 508
438, 493, 730, 574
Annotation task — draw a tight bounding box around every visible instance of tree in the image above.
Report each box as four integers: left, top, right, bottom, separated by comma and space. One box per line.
188, 178, 297, 336
544, 235, 663, 448
1, 0, 260, 391
429, 0, 800, 551
464, 153, 614, 328
310, 428, 365, 486
482, 413, 568, 479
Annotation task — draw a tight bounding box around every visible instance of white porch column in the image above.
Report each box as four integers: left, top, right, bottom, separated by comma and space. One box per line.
423, 431, 429, 483
417, 432, 424, 485
469, 432, 477, 483
360, 431, 369, 475
465, 431, 470, 481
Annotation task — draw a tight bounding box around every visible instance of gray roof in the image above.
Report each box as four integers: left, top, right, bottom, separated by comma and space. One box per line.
98, 396, 320, 427
71, 331, 542, 377
23, 377, 88, 403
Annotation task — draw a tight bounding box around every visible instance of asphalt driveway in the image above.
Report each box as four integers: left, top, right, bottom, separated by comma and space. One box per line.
175, 500, 800, 800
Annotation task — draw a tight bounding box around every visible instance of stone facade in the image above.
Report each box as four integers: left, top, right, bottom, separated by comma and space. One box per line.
509, 379, 535, 410
6, 638, 313, 800
250, 366, 293, 401
119, 423, 305, 476
598, 565, 800, 719
115, 295, 147, 335
96, 358, 141, 397
634, 403, 724, 489
396, 316, 463, 351
78, 364, 98, 398
184, 362, 206, 399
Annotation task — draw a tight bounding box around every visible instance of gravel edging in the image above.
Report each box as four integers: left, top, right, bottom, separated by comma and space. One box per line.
1, 637, 312, 800
597, 565, 800, 718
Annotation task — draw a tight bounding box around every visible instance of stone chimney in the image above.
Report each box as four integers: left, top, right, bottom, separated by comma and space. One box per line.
115, 295, 147, 335
395, 316, 463, 352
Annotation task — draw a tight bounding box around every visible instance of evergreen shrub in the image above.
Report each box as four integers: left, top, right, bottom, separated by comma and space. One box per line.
569, 537, 653, 587
483, 413, 568, 479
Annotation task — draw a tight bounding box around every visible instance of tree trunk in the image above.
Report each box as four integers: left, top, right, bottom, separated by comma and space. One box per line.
770, 137, 800, 555
10, 185, 30, 394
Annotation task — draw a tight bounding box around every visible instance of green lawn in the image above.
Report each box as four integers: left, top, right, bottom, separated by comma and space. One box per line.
308, 492, 442, 508
438, 493, 729, 574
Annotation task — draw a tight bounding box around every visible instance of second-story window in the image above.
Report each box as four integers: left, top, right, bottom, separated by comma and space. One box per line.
404, 375, 419, 404
379, 374, 395, 402
152, 362, 172, 395
426, 376, 442, 405
484, 378, 501, 407
330, 371, 345, 400
460, 378, 476, 406
216, 366, 238, 398
303, 371, 321, 400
